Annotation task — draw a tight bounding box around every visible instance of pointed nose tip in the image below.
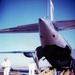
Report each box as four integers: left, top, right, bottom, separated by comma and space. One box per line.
39, 18, 46, 26
39, 18, 42, 22
39, 18, 44, 24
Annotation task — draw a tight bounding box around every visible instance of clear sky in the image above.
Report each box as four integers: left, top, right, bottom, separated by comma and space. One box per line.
0, 0, 75, 68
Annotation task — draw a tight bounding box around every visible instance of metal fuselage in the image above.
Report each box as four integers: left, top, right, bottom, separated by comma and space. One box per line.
39, 18, 69, 48
38, 18, 72, 69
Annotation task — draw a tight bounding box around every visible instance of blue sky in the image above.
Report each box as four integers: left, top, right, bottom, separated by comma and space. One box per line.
0, 0, 75, 68
0, 0, 75, 51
